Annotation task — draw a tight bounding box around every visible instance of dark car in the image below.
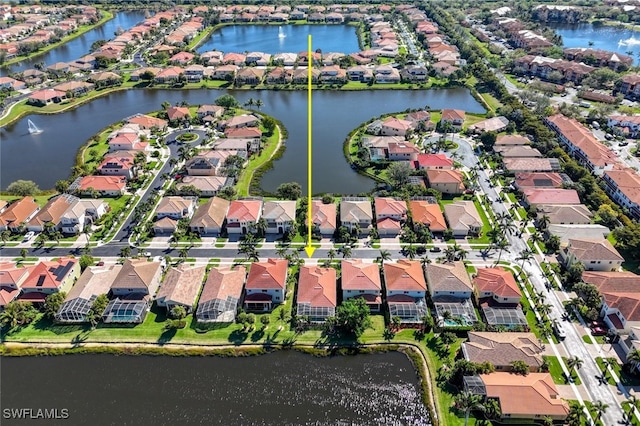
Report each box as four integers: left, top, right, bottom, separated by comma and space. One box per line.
589, 321, 606, 329
591, 327, 607, 336
416, 246, 426, 255
430, 246, 442, 253
96, 261, 105, 266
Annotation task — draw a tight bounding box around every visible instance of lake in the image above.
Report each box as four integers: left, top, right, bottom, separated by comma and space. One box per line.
0, 351, 431, 425
549, 21, 640, 64
0, 88, 484, 194
197, 25, 361, 55
1, 11, 147, 75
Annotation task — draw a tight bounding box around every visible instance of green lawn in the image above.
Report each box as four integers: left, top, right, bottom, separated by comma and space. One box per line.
235, 125, 281, 196
544, 355, 582, 385
0, 193, 57, 207
596, 357, 640, 386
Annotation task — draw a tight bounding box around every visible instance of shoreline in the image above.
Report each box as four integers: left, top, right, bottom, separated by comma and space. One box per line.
0, 341, 438, 424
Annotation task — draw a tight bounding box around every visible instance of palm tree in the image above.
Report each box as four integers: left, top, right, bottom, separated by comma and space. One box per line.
494, 238, 510, 265
404, 244, 417, 260
420, 255, 431, 267
178, 246, 189, 260
626, 395, 638, 420
341, 246, 352, 259
537, 214, 550, 232
454, 390, 483, 426
327, 248, 336, 262
255, 99, 263, 109
244, 97, 255, 107
378, 249, 391, 264
119, 246, 131, 259
516, 249, 534, 272
256, 217, 268, 238
592, 400, 609, 423
276, 247, 288, 258
0, 230, 10, 244
455, 244, 468, 261
444, 246, 457, 262
567, 356, 583, 371
626, 349, 640, 372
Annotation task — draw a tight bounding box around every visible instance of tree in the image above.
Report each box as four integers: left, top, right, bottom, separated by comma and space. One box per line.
334, 298, 372, 337
510, 360, 530, 375
6, 180, 39, 196
119, 246, 131, 259
0, 301, 38, 329
262, 116, 277, 136
260, 314, 270, 329
387, 162, 412, 189
86, 294, 108, 328
341, 246, 352, 259
594, 204, 619, 229
592, 400, 609, 422
626, 395, 638, 420
0, 230, 10, 244
55, 179, 70, 193
454, 391, 483, 426
441, 331, 456, 345
20, 248, 27, 260
567, 356, 583, 371
44, 292, 66, 319
626, 349, 640, 372
516, 249, 534, 272
79, 254, 94, 271
403, 244, 417, 260
378, 249, 391, 264
276, 182, 302, 200
327, 248, 336, 262
479, 131, 497, 151
545, 234, 561, 253
170, 305, 187, 319
215, 94, 239, 108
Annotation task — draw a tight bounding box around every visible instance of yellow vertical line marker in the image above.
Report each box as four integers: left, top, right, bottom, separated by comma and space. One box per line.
304, 34, 316, 259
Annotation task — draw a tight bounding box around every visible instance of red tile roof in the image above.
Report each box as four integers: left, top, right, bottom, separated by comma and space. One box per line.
384, 260, 427, 292
473, 267, 521, 299
227, 200, 262, 222
246, 258, 288, 290
523, 188, 580, 205
416, 153, 453, 169
77, 175, 126, 192
341, 260, 381, 291
297, 266, 337, 308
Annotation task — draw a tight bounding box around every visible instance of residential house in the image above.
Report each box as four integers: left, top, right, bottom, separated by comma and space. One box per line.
474, 267, 527, 329
211, 64, 238, 80
226, 199, 263, 234
154, 66, 184, 84
126, 114, 168, 132
496, 134, 530, 146
495, 145, 542, 158
380, 117, 413, 136
155, 264, 206, 313
467, 373, 569, 421
103, 259, 163, 324
547, 224, 610, 245
185, 155, 222, 176
440, 109, 466, 130
196, 265, 247, 323
341, 260, 382, 312
513, 172, 566, 190
581, 271, 640, 332
0, 263, 29, 310
536, 204, 593, 225
340, 197, 373, 234
189, 196, 229, 236
384, 260, 428, 323
19, 258, 80, 303
561, 238, 624, 272
426, 169, 465, 195
415, 153, 453, 170
197, 104, 224, 119
521, 188, 580, 209
266, 67, 293, 84
245, 51, 271, 65
311, 200, 337, 236
374, 197, 407, 237
503, 158, 560, 173
221, 114, 260, 129
262, 200, 296, 234
362, 135, 404, 161
53, 81, 94, 96
27, 194, 83, 234
408, 199, 447, 233
444, 201, 482, 237
27, 89, 66, 106
461, 332, 544, 371
426, 261, 474, 301
55, 265, 120, 323
88, 71, 122, 88
469, 116, 509, 133
387, 142, 420, 161
235, 67, 265, 85
70, 175, 126, 197
296, 266, 337, 323
244, 258, 288, 311
166, 106, 191, 122
0, 197, 40, 232
177, 176, 232, 197
97, 151, 136, 179
602, 168, 640, 220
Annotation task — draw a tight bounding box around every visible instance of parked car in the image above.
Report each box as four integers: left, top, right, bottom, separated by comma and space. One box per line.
591, 327, 607, 336
589, 320, 606, 329
96, 261, 105, 266
22, 231, 35, 242
430, 246, 442, 253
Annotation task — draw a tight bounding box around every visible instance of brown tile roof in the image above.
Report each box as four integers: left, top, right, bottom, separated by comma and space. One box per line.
408, 200, 447, 232
567, 238, 624, 262
441, 108, 465, 122
374, 197, 407, 217
166, 106, 191, 121
190, 197, 229, 229
65, 265, 120, 302
604, 169, 640, 205
110, 259, 162, 291
463, 332, 543, 368
28, 194, 77, 228
384, 260, 427, 292
537, 204, 592, 224
426, 169, 464, 184
246, 258, 288, 290
156, 196, 194, 217
602, 291, 640, 321
425, 261, 473, 293
480, 373, 569, 418
495, 134, 530, 145
341, 260, 381, 291
0, 197, 39, 228
0, 262, 29, 288
199, 265, 246, 305
156, 264, 206, 307
126, 114, 168, 129
503, 157, 557, 172
582, 271, 640, 292
514, 172, 564, 189
473, 267, 521, 298
297, 266, 337, 308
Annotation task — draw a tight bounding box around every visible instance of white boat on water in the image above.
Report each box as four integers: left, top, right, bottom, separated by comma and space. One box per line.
28, 119, 42, 134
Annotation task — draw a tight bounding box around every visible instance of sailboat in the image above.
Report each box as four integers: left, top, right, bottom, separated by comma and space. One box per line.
28, 119, 42, 134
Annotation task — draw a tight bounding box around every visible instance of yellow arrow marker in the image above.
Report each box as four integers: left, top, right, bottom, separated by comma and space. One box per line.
304, 34, 316, 259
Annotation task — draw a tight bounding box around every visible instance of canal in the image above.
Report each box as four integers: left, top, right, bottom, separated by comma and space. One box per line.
0, 351, 431, 425
1, 11, 147, 75
0, 88, 484, 194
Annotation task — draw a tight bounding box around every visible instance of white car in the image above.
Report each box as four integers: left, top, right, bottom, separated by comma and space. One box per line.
553, 321, 567, 340
23, 231, 35, 242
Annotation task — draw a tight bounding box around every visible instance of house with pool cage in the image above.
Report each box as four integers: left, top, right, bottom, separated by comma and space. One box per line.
296, 266, 337, 323
425, 261, 477, 327
55, 265, 120, 323
196, 265, 246, 323
383, 260, 428, 324
102, 259, 163, 324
